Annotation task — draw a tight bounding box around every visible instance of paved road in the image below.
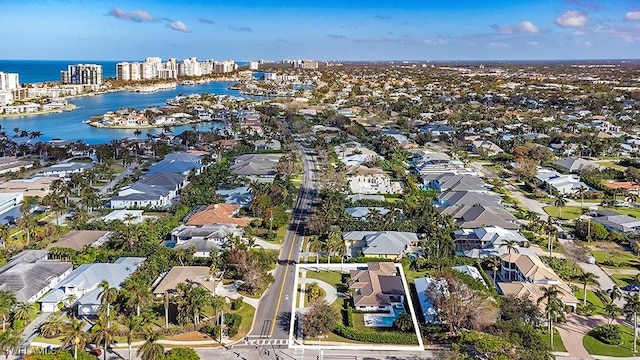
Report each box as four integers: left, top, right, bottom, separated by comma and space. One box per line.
99, 162, 138, 195
20, 311, 52, 350
249, 137, 317, 340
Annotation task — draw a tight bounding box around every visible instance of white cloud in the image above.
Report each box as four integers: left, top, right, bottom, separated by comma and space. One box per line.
423, 39, 448, 46
489, 42, 509, 48
625, 11, 640, 21
527, 41, 539, 47
130, 10, 154, 22
492, 20, 540, 34
168, 21, 191, 33
555, 10, 588, 27
107, 7, 155, 22
595, 25, 640, 42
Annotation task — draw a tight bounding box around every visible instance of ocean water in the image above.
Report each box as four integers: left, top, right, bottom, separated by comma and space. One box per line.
0, 60, 119, 84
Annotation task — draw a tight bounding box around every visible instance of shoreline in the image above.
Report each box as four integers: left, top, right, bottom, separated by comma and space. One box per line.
87, 119, 225, 130
0, 104, 77, 118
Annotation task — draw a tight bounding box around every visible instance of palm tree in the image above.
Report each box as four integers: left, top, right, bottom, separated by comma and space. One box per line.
0, 291, 16, 331
39, 315, 65, 338
163, 291, 170, 329
623, 293, 640, 354
210, 295, 226, 342
308, 236, 324, 271
61, 317, 86, 360
12, 301, 35, 321
123, 315, 144, 360
555, 194, 567, 219
487, 256, 500, 285
392, 311, 414, 332
537, 286, 565, 351
123, 279, 152, 317
137, 330, 164, 360
577, 272, 598, 307
604, 301, 619, 325
577, 185, 587, 208
92, 314, 118, 360
98, 280, 118, 328
0, 329, 21, 360
610, 285, 623, 303
17, 211, 37, 246
499, 239, 520, 254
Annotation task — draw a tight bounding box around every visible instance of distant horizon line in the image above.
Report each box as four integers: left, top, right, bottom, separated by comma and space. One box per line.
1, 58, 640, 64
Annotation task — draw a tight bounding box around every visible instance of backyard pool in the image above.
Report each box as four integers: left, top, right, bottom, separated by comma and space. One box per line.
364, 304, 405, 327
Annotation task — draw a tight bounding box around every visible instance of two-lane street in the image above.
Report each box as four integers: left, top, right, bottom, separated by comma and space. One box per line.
249, 136, 317, 340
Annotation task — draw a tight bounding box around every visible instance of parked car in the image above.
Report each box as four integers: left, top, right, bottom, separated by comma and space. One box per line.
622, 284, 640, 292
586, 254, 596, 264
88, 349, 102, 357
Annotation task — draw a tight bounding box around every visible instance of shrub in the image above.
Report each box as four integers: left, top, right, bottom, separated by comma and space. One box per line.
591, 325, 622, 345
165, 348, 200, 360
332, 324, 418, 344
11, 320, 24, 330
225, 313, 242, 338
231, 297, 244, 311
577, 302, 596, 316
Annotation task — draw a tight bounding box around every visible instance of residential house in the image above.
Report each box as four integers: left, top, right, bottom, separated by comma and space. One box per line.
471, 140, 504, 155
216, 187, 253, 207
453, 226, 531, 258
498, 253, 577, 311
346, 194, 385, 203
0, 176, 59, 197
422, 173, 487, 192
334, 142, 382, 167
345, 207, 392, 220
0, 192, 23, 223
101, 209, 146, 224
109, 172, 187, 209
442, 204, 520, 230
349, 262, 405, 312
48, 230, 112, 251
435, 190, 502, 208
343, 231, 418, 259
153, 266, 216, 296
420, 124, 456, 136
39, 257, 145, 314
414, 276, 444, 323
553, 157, 600, 173
0, 250, 72, 304
254, 139, 282, 151
379, 128, 408, 143
231, 153, 283, 183
185, 203, 254, 227
348, 174, 403, 195
39, 162, 94, 178
536, 168, 589, 194
147, 152, 205, 175
591, 209, 640, 233
172, 224, 244, 257
0, 157, 33, 175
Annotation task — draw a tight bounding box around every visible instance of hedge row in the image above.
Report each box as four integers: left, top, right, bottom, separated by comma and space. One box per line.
332, 324, 418, 344
225, 313, 242, 338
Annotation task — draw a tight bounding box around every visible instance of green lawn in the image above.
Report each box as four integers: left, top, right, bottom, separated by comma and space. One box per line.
573, 288, 607, 315
230, 303, 256, 341
403, 269, 426, 285
543, 206, 584, 220
611, 274, 636, 287
598, 161, 626, 171
583, 324, 637, 357
591, 249, 640, 269
540, 328, 568, 353
306, 270, 344, 288
609, 206, 640, 219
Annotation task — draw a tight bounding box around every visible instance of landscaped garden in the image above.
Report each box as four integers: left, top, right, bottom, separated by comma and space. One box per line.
584, 324, 638, 357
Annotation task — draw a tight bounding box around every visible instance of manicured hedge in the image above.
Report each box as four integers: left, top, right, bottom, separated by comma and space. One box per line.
225, 313, 242, 338
332, 324, 418, 344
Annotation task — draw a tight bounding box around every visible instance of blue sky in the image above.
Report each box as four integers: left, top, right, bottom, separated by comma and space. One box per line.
1, 0, 640, 61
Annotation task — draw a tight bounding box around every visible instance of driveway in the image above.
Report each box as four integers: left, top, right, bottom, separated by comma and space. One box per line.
21, 311, 52, 348
556, 314, 612, 360
578, 262, 625, 308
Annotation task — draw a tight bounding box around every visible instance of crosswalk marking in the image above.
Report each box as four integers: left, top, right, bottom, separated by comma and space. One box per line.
244, 338, 289, 346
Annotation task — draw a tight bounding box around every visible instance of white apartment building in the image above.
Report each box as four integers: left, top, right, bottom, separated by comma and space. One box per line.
292, 59, 319, 69
61, 64, 102, 85
249, 61, 259, 70
214, 60, 237, 73
0, 72, 19, 91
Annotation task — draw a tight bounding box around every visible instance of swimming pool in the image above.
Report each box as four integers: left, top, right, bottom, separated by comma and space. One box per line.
363, 304, 406, 327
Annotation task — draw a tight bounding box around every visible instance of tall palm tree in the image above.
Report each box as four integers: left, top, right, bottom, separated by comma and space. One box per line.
98, 280, 118, 328
610, 285, 623, 303
577, 185, 587, 208
123, 279, 152, 317
546, 217, 558, 257
604, 301, 619, 325
499, 239, 520, 254
487, 256, 500, 285
555, 194, 567, 219
577, 272, 598, 307
623, 293, 640, 354
163, 291, 170, 329
92, 314, 118, 360
0, 329, 21, 360
123, 315, 144, 360
61, 317, 86, 360
0, 291, 16, 331
210, 295, 226, 342
39, 315, 65, 338
308, 236, 324, 271
537, 286, 565, 351
137, 330, 164, 360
